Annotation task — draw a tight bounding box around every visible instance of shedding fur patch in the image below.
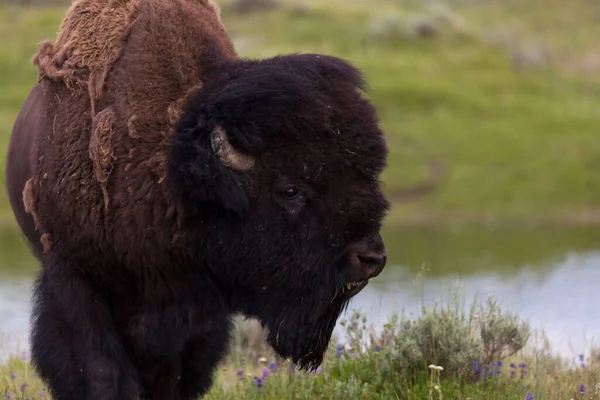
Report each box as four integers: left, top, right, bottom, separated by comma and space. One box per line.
89, 107, 117, 213
127, 115, 140, 139
40, 233, 53, 252
32, 0, 141, 116
167, 101, 185, 127
22, 178, 40, 230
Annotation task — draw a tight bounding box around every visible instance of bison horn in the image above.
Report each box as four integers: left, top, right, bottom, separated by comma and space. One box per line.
210, 126, 256, 171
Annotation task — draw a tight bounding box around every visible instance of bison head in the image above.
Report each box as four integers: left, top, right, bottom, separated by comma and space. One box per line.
167, 53, 389, 371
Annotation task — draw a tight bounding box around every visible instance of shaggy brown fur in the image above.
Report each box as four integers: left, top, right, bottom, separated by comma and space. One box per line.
27, 0, 237, 255
12, 2, 241, 398
33, 0, 140, 116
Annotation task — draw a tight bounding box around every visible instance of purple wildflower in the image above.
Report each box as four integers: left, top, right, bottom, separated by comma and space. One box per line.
374, 344, 381, 352
496, 361, 503, 367
254, 376, 263, 388
269, 361, 277, 372
510, 363, 517, 369
236, 369, 244, 380
6, 393, 13, 399
525, 393, 533, 400
335, 344, 344, 358
579, 354, 584, 362
10, 373, 16, 380
20, 382, 28, 392
519, 362, 528, 377
579, 384, 586, 394
262, 367, 269, 379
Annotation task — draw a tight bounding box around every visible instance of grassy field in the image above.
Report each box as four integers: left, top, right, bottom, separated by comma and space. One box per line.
2, 0, 600, 229
2, 278, 599, 400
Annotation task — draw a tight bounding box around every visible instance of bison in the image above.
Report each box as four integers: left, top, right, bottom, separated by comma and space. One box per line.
5, 0, 390, 398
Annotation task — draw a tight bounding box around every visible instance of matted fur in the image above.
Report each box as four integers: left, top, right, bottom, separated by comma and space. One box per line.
17, 1, 240, 397
26, 0, 237, 240
89, 107, 117, 212
22, 178, 40, 230
33, 0, 141, 116
40, 233, 53, 252
32, 0, 227, 118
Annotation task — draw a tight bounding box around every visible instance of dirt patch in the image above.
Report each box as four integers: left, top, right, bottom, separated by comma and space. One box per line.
558, 50, 600, 78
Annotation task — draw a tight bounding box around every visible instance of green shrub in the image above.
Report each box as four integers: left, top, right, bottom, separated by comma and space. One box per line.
334, 285, 530, 386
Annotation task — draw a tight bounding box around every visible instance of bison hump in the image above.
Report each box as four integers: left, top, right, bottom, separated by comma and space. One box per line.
28, 0, 238, 223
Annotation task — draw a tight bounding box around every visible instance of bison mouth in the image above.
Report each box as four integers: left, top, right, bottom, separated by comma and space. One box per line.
339, 280, 368, 299
254, 277, 369, 371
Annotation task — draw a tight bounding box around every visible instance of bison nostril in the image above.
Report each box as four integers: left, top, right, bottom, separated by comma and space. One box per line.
357, 252, 387, 277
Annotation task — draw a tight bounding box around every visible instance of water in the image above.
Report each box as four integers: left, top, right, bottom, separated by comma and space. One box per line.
1, 223, 600, 362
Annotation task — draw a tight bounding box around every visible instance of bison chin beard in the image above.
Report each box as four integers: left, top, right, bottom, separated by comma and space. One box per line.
250, 285, 350, 372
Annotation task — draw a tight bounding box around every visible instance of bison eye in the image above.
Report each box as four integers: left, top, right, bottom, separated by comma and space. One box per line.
282, 185, 300, 199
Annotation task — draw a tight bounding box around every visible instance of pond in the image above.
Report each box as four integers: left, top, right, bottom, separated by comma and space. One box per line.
1, 223, 600, 362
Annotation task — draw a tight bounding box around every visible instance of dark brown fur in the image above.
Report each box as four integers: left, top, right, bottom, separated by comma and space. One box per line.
6, 0, 390, 399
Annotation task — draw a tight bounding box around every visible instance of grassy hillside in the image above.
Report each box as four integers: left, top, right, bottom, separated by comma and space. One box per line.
2, 0, 600, 228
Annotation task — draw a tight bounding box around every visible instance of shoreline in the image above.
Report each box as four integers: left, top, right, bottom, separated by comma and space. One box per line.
384, 206, 600, 228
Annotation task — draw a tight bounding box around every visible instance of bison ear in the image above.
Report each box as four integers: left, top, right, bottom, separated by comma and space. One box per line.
167, 120, 256, 217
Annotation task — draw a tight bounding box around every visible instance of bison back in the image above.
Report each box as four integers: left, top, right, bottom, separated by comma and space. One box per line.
24, 0, 237, 267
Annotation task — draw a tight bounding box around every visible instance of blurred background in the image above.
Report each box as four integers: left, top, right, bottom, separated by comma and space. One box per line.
2, 0, 600, 361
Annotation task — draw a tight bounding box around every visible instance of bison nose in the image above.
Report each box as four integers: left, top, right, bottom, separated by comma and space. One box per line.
358, 251, 387, 279
346, 234, 387, 280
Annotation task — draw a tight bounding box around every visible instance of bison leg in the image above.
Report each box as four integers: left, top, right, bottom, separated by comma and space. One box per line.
131, 313, 233, 399
125, 305, 232, 399
178, 316, 233, 400
137, 359, 182, 400
30, 257, 141, 400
